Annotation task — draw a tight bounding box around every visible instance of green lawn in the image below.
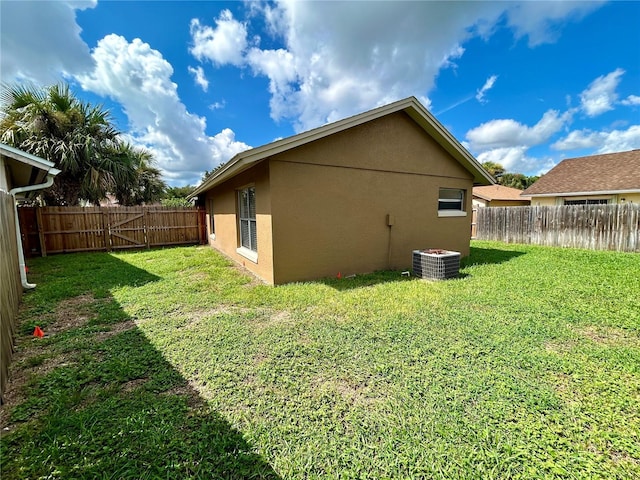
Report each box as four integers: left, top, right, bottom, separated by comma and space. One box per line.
1, 241, 639, 479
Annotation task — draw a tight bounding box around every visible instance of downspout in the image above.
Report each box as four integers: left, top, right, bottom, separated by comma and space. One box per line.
9, 169, 60, 289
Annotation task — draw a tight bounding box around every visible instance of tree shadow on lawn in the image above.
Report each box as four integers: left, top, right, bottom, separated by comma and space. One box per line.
462, 245, 526, 267
319, 245, 526, 291
0, 252, 279, 480
318, 269, 418, 291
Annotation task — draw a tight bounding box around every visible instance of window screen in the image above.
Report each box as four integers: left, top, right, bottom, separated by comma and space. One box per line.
238, 187, 257, 251
438, 188, 465, 211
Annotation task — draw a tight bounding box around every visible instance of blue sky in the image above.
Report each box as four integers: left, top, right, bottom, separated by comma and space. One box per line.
2, 1, 639, 186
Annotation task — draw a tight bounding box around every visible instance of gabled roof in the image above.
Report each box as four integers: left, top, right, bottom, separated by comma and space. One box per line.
473, 185, 531, 201
523, 150, 640, 197
190, 96, 493, 198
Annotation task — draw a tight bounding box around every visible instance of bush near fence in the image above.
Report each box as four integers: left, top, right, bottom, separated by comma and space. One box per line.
475, 204, 640, 252
1, 191, 22, 401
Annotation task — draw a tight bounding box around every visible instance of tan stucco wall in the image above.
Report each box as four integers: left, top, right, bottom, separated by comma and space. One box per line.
473, 198, 530, 207
205, 112, 476, 285
268, 112, 474, 284
489, 199, 531, 207
204, 161, 275, 284
622, 193, 640, 204
530, 193, 640, 206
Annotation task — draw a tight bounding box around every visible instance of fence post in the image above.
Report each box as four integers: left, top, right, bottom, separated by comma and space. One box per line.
144, 207, 150, 249
35, 207, 47, 257
102, 209, 111, 252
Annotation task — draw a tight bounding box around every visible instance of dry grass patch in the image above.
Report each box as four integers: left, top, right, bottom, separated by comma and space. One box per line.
311, 374, 383, 406
94, 319, 137, 341
46, 294, 97, 335
248, 309, 295, 333
576, 325, 640, 347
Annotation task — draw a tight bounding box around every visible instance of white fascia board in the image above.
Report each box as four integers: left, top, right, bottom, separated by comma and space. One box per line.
0, 143, 57, 171
527, 189, 640, 197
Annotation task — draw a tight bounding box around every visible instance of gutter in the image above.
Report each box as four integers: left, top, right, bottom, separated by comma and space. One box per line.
8, 168, 61, 289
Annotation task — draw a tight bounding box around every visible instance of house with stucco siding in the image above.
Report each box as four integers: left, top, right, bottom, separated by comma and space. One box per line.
523, 150, 640, 206
473, 185, 531, 208
190, 97, 494, 285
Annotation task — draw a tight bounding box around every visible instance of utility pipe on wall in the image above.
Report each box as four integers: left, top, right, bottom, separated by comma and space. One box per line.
9, 170, 60, 289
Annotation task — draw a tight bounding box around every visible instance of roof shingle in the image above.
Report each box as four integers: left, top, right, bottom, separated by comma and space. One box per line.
523, 150, 640, 196
473, 185, 530, 201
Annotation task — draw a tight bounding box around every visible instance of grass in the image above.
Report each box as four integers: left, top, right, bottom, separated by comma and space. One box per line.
1, 241, 639, 479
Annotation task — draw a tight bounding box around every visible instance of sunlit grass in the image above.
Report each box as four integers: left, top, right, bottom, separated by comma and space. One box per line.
1, 241, 639, 478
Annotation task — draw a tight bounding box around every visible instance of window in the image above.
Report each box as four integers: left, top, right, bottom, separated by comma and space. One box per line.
238, 186, 257, 254
438, 188, 466, 217
207, 198, 215, 238
564, 198, 610, 205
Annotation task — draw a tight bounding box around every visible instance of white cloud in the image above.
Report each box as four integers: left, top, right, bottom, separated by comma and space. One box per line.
552, 125, 640, 153
476, 75, 498, 103
580, 68, 625, 117
246, 2, 506, 131
79, 35, 249, 184
188, 65, 209, 92
622, 95, 640, 106
0, 0, 96, 84
505, 1, 605, 47
189, 10, 248, 66
188, 2, 602, 132
476, 146, 556, 175
466, 109, 574, 151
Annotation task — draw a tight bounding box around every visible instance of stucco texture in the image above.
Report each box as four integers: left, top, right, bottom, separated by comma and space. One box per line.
206, 112, 475, 285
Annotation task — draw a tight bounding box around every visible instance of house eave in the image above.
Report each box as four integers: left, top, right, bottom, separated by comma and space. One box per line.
189, 96, 494, 199
525, 188, 640, 198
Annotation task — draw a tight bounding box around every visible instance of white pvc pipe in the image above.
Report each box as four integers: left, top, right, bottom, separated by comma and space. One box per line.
9, 172, 59, 289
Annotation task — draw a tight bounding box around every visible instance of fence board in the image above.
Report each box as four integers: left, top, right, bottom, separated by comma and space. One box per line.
476, 204, 640, 252
1, 191, 21, 400
17, 206, 206, 257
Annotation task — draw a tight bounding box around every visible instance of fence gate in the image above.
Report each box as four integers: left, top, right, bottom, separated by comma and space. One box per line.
107, 209, 147, 250
17, 206, 206, 257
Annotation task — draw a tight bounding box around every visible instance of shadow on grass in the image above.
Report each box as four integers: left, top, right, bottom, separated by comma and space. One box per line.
319, 269, 418, 291
317, 245, 526, 291
462, 245, 526, 267
1, 253, 279, 479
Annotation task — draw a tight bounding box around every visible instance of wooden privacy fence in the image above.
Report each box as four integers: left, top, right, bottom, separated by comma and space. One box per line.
1, 191, 22, 400
475, 204, 640, 252
18, 206, 206, 257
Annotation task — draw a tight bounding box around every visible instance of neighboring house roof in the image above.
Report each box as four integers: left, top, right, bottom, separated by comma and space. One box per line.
190, 96, 494, 198
523, 149, 640, 197
1, 142, 60, 193
473, 185, 531, 202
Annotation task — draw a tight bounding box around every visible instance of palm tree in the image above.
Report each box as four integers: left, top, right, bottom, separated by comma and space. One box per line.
112, 142, 166, 206
0, 83, 142, 205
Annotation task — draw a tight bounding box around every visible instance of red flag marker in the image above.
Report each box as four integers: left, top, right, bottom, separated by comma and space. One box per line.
337, 272, 342, 279
33, 326, 44, 338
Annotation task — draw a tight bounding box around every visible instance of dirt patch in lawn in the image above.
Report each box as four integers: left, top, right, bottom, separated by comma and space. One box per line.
46, 294, 97, 335
1, 294, 104, 430
94, 320, 137, 341
576, 325, 640, 347
248, 310, 295, 333
311, 375, 383, 406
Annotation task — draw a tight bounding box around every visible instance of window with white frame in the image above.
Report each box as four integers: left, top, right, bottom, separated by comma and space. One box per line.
564, 198, 610, 205
238, 186, 257, 252
438, 188, 466, 216
207, 198, 215, 237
